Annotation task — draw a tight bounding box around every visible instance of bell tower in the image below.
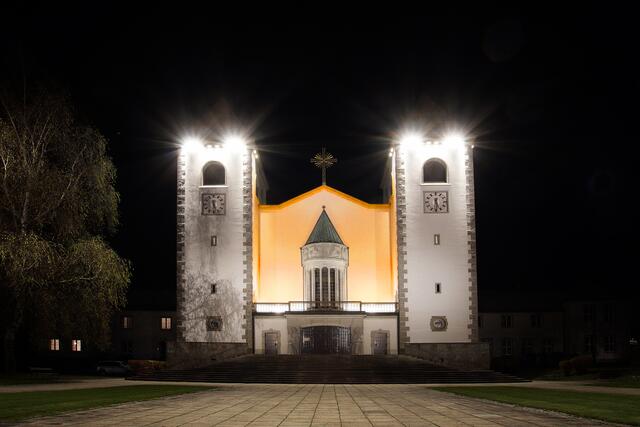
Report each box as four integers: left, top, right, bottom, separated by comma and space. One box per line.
392, 133, 480, 357
174, 137, 255, 367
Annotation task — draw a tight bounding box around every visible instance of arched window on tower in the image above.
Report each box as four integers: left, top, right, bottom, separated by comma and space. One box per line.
422, 158, 447, 183
202, 161, 225, 186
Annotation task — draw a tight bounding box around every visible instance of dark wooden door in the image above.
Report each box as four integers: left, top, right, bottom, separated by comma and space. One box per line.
265, 332, 279, 355
372, 332, 387, 355
301, 326, 351, 354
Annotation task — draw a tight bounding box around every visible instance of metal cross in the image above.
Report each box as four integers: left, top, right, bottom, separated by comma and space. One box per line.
310, 147, 337, 185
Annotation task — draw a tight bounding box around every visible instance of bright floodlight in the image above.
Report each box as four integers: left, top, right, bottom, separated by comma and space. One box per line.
399, 131, 424, 148
442, 133, 465, 147
182, 136, 203, 153
223, 133, 246, 151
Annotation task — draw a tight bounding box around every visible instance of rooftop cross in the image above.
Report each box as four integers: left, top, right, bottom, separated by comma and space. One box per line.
310, 147, 337, 185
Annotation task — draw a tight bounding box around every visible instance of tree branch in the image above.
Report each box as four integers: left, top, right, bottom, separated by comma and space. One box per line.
32, 145, 86, 224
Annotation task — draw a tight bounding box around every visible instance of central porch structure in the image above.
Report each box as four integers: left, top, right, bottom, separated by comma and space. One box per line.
253, 207, 398, 355
253, 303, 398, 355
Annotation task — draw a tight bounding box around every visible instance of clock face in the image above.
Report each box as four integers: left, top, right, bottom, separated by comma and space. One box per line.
423, 191, 449, 213
202, 193, 226, 215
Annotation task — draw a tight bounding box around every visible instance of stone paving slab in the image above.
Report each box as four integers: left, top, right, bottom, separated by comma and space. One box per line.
17, 384, 614, 426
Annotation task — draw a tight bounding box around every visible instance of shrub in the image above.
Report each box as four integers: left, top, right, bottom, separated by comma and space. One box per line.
559, 359, 573, 376
571, 355, 593, 375
559, 355, 593, 376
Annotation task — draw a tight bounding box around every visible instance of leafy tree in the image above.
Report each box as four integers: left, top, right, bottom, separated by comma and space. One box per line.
0, 87, 131, 372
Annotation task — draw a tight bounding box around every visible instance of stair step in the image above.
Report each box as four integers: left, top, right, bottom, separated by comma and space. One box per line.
128, 355, 528, 384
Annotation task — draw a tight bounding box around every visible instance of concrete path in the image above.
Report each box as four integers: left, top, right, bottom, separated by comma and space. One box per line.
18, 384, 615, 426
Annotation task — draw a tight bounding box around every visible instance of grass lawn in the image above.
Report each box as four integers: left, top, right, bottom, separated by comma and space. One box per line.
0, 385, 213, 422
433, 386, 640, 426
588, 376, 640, 388
0, 374, 103, 386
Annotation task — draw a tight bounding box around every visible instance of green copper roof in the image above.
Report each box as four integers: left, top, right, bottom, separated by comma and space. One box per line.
305, 208, 344, 245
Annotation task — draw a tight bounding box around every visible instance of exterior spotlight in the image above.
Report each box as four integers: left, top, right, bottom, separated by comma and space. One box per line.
223, 133, 246, 151
399, 132, 424, 149
442, 133, 465, 147
182, 137, 203, 153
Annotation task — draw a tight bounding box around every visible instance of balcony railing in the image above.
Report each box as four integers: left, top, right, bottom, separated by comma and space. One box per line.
254, 301, 397, 314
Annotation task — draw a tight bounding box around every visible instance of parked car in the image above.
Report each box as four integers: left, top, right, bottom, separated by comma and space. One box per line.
96, 360, 132, 376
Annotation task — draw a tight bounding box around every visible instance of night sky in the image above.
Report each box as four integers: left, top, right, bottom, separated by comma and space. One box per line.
2, 6, 637, 309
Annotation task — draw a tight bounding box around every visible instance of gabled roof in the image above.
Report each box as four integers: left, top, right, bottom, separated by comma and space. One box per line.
259, 185, 389, 211
305, 208, 344, 245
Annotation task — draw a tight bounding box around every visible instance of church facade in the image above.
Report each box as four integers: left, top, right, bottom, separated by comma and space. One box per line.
172, 136, 488, 369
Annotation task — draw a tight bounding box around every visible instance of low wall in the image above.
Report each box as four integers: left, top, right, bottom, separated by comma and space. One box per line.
405, 342, 490, 370
166, 341, 249, 369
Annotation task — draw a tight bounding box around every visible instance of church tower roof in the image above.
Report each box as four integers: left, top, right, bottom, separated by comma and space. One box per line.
305, 208, 344, 245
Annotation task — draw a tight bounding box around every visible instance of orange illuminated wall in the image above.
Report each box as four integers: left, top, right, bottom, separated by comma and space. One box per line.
255, 185, 396, 303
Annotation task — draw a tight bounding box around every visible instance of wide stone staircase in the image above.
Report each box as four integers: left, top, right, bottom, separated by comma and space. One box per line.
128, 355, 527, 384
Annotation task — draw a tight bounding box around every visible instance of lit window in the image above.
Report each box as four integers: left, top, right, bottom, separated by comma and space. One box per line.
211, 235, 217, 246
161, 317, 172, 330
72, 339, 82, 352
122, 316, 132, 329
435, 283, 442, 294
422, 158, 447, 183
502, 338, 513, 356
49, 339, 60, 351
433, 234, 440, 245
202, 161, 225, 186
501, 314, 513, 328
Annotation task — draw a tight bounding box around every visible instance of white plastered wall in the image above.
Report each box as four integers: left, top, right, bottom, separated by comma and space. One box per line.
182, 147, 246, 343
401, 142, 472, 343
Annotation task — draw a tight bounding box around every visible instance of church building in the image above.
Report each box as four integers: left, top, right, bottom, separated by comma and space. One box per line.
172, 134, 487, 369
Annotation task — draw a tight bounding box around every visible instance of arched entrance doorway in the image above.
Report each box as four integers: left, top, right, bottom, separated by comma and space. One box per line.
301, 326, 351, 354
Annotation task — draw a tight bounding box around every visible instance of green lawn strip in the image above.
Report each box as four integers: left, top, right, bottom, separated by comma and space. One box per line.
432, 386, 640, 426
0, 385, 213, 422
587, 379, 640, 389
0, 374, 100, 386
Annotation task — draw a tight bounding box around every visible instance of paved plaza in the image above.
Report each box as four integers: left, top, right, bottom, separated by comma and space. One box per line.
19, 383, 613, 426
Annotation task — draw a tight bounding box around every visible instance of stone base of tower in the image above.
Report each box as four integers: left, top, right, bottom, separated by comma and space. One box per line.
404, 342, 490, 370
166, 341, 250, 369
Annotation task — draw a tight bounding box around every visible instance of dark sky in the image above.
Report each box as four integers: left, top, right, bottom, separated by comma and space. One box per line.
2, 6, 638, 308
